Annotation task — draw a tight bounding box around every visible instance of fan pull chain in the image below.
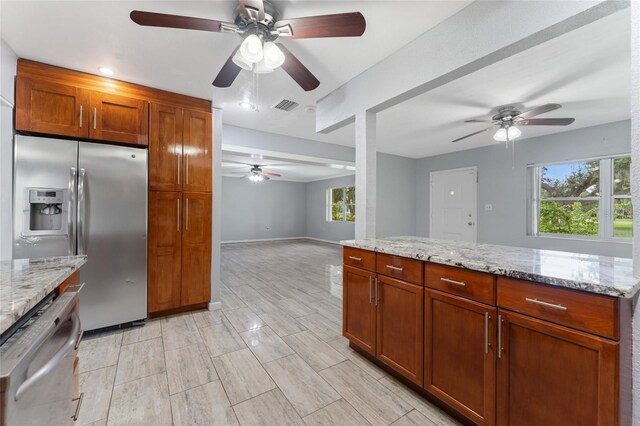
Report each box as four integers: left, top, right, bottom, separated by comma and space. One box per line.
252, 66, 260, 112
511, 138, 515, 169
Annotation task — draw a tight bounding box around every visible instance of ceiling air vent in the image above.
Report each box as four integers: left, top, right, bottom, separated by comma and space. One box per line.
272, 98, 299, 112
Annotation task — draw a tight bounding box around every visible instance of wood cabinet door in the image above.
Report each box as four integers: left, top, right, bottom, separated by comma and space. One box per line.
149, 103, 183, 191
497, 310, 618, 426
425, 289, 496, 425
148, 191, 182, 313
16, 76, 89, 138
182, 109, 212, 192
343, 265, 376, 355
181, 192, 212, 306
89, 91, 148, 145
376, 275, 424, 385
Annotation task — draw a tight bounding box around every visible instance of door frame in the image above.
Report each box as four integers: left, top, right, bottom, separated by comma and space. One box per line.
429, 166, 478, 243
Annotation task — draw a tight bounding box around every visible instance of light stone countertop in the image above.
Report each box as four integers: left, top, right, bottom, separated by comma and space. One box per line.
0, 255, 87, 334
341, 236, 640, 299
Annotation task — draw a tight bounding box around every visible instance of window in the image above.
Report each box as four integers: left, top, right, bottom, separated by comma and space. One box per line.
529, 155, 632, 240
327, 186, 355, 222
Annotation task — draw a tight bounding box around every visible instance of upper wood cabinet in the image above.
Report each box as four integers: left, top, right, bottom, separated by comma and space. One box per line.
16, 76, 89, 138
89, 91, 148, 145
149, 104, 212, 193
376, 275, 423, 385
181, 192, 212, 306
497, 309, 618, 426
424, 289, 496, 425
343, 265, 377, 355
148, 191, 183, 313
183, 109, 212, 193
15, 60, 211, 148
149, 103, 183, 192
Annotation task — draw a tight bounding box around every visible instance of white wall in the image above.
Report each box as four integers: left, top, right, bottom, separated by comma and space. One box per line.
415, 120, 632, 258
221, 176, 307, 242
377, 152, 417, 238
305, 174, 355, 243
0, 39, 17, 261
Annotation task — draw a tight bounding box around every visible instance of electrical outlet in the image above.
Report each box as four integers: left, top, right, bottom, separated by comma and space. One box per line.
485, 204, 493, 211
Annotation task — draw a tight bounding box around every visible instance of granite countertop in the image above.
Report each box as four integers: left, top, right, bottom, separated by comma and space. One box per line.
0, 255, 87, 334
341, 236, 640, 299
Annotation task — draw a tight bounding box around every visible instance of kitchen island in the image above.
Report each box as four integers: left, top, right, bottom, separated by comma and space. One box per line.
341, 237, 638, 426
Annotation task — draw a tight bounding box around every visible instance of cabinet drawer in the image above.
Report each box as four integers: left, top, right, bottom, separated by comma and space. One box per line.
343, 247, 375, 271
376, 253, 423, 285
425, 263, 495, 305
497, 277, 618, 340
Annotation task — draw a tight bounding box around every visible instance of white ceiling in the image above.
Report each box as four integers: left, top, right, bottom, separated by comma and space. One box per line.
374, 8, 631, 158
222, 150, 354, 182
0, 0, 471, 146
1, 2, 630, 160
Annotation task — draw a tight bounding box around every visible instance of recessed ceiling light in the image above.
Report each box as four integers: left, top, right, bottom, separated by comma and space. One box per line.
98, 67, 115, 76
239, 101, 256, 110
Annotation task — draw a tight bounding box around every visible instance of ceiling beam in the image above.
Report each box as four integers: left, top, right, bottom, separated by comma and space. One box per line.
315, 0, 629, 134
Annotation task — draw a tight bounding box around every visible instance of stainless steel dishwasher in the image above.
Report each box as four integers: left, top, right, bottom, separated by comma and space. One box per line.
0, 289, 83, 426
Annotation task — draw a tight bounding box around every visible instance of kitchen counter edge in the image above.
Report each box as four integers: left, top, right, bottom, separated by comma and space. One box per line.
341, 237, 640, 299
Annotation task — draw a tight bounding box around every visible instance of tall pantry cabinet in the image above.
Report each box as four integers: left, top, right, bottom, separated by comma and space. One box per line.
148, 102, 212, 315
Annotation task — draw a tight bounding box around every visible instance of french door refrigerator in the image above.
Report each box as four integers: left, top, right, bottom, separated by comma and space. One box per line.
13, 135, 147, 331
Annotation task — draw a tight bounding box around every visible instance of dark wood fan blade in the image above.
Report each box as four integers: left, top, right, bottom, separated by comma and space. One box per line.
239, 0, 265, 21
464, 119, 495, 123
519, 118, 575, 126
130, 10, 236, 32
452, 127, 494, 143
274, 12, 365, 39
517, 103, 562, 120
276, 43, 320, 91
262, 172, 281, 177
213, 47, 242, 88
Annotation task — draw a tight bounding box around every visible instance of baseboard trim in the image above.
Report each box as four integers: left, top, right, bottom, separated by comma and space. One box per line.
208, 301, 222, 311
304, 237, 342, 245
221, 237, 306, 244
221, 236, 342, 245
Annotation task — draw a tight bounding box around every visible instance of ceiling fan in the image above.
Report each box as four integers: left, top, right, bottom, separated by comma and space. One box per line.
452, 103, 575, 143
229, 164, 281, 182
130, 1, 366, 91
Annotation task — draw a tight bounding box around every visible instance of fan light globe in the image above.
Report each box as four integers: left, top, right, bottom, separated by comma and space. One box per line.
263, 42, 285, 69
232, 50, 253, 71
254, 59, 274, 74
507, 125, 522, 140
240, 34, 263, 63
493, 127, 507, 142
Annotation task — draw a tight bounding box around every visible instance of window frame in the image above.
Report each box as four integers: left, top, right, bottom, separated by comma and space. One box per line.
528, 154, 632, 242
326, 186, 355, 223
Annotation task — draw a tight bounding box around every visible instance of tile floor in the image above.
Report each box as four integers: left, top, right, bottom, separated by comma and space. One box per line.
77, 240, 459, 426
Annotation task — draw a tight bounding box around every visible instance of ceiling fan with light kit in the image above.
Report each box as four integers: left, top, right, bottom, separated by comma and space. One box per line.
228, 164, 281, 182
130, 0, 366, 91
452, 103, 575, 144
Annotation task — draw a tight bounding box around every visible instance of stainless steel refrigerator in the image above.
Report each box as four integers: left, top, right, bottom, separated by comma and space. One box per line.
13, 135, 147, 331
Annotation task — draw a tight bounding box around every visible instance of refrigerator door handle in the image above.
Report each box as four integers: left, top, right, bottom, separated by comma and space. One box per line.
68, 167, 77, 255
77, 168, 86, 255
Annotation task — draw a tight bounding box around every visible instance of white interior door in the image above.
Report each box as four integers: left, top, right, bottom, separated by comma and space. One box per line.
430, 167, 477, 242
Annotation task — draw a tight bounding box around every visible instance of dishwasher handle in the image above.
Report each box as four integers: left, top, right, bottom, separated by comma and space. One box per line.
14, 312, 81, 401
